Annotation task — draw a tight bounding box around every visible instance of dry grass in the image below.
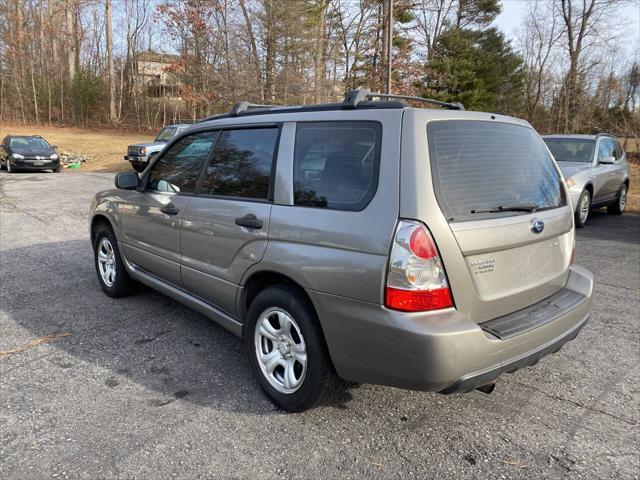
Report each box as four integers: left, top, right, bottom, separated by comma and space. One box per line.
0, 123, 152, 172
619, 137, 640, 153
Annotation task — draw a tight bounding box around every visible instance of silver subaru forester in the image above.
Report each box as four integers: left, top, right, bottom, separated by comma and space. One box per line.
89, 90, 594, 412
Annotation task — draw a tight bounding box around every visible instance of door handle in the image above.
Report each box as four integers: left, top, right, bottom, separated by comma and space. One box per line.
160, 203, 179, 215
235, 214, 263, 229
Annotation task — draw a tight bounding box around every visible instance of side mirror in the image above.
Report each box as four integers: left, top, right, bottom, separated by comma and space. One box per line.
51, 145, 58, 149
115, 172, 140, 190
600, 155, 616, 164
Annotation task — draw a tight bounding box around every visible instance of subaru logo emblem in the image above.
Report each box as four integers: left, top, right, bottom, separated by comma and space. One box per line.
530, 219, 545, 234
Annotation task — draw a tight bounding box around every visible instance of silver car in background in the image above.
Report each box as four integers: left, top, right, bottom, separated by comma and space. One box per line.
543, 134, 629, 227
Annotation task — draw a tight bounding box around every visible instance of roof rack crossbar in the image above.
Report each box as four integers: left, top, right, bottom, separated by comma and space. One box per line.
343, 88, 464, 111
230, 101, 286, 117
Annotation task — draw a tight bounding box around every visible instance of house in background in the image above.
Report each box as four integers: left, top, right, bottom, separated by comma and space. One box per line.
133, 52, 182, 99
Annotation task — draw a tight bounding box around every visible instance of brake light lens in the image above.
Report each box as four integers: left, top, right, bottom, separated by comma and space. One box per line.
385, 220, 453, 312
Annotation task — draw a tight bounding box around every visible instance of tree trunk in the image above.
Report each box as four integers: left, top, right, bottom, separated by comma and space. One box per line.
65, 0, 76, 123
106, 0, 117, 123
314, 1, 329, 103
238, 0, 264, 101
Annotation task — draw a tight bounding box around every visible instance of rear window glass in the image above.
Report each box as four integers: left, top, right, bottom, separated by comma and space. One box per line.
294, 122, 381, 211
200, 128, 278, 199
427, 121, 565, 222
543, 138, 595, 163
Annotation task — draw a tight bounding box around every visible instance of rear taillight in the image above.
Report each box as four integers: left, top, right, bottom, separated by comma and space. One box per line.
385, 220, 453, 312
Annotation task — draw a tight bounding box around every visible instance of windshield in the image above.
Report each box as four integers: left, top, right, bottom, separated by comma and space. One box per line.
543, 138, 595, 163
10, 137, 50, 149
428, 120, 565, 222
155, 127, 178, 142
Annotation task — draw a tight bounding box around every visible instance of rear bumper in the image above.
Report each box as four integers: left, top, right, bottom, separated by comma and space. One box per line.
308, 265, 593, 392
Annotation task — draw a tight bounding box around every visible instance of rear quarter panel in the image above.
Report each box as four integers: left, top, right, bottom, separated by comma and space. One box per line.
240, 108, 403, 304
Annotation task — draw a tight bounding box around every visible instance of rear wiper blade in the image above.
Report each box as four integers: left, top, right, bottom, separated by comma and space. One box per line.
470, 204, 539, 214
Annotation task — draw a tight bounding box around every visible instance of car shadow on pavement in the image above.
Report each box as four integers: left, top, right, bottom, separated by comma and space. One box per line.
0, 239, 357, 415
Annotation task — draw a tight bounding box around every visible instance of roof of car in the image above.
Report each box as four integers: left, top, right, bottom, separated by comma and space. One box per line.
542, 133, 612, 140
196, 89, 468, 124
7, 135, 45, 138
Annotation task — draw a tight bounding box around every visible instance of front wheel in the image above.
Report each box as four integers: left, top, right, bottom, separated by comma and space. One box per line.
6, 161, 13, 173
246, 285, 343, 412
607, 184, 627, 215
93, 225, 137, 297
574, 189, 591, 228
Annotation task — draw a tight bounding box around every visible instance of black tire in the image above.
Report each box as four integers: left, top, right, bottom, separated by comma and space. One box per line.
246, 285, 343, 412
574, 189, 591, 228
93, 224, 137, 298
607, 184, 627, 215
53, 165, 62, 173
132, 163, 146, 173
6, 161, 14, 173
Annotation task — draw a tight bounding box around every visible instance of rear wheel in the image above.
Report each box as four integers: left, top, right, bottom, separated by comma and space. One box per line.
246, 285, 342, 412
574, 189, 591, 228
607, 184, 627, 215
93, 225, 137, 297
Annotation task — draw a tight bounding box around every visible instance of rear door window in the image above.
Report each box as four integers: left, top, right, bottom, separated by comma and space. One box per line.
427, 120, 565, 222
293, 122, 381, 211
200, 127, 279, 199
614, 141, 624, 159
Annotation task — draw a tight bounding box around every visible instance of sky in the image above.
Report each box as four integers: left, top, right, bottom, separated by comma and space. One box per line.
494, 0, 640, 63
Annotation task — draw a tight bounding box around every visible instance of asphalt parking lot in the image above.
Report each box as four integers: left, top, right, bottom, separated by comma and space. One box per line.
1, 171, 638, 479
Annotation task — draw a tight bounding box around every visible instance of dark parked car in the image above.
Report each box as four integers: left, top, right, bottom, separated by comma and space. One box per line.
0, 135, 61, 173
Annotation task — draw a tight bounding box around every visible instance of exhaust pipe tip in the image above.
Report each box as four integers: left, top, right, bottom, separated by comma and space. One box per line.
475, 382, 496, 394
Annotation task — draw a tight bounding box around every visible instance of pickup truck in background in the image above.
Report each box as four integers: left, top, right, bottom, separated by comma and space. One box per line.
125, 124, 190, 172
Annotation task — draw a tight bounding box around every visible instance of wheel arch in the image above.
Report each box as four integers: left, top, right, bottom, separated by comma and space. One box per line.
583, 182, 594, 196
239, 270, 316, 325
238, 269, 339, 374
90, 214, 115, 246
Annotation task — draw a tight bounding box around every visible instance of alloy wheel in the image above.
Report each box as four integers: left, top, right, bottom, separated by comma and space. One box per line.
97, 237, 117, 287
619, 186, 627, 212
254, 307, 308, 394
579, 192, 590, 224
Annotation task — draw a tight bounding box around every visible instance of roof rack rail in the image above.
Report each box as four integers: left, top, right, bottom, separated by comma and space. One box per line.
342, 88, 464, 111
230, 101, 286, 117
